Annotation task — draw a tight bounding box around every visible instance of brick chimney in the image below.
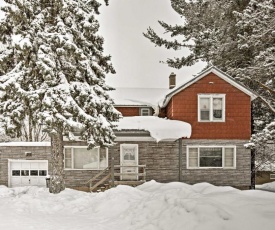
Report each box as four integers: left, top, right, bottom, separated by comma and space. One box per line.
169, 72, 176, 89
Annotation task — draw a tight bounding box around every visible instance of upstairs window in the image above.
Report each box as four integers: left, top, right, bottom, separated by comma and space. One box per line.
64, 146, 108, 170
140, 108, 151, 116
198, 94, 225, 122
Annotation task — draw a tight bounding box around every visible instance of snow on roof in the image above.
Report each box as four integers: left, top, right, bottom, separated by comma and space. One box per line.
0, 142, 51, 147
114, 116, 191, 141
108, 88, 169, 108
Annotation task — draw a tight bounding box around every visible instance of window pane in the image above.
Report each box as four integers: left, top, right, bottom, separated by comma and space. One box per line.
100, 148, 107, 168
213, 98, 222, 110
189, 148, 198, 157
201, 111, 210, 120
213, 98, 223, 120
65, 148, 72, 159
21, 170, 29, 176
141, 108, 150, 116
12, 170, 20, 176
188, 148, 198, 167
189, 158, 198, 167
74, 148, 99, 169
65, 159, 72, 169
200, 148, 222, 167
124, 148, 136, 160
200, 98, 210, 109
225, 148, 234, 167
30, 170, 38, 176
39, 170, 47, 176
200, 98, 210, 121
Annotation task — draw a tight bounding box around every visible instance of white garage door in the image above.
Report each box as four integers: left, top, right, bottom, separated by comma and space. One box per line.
9, 160, 48, 187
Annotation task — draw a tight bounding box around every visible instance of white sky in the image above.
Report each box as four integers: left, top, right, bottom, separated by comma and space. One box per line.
97, 0, 206, 88
0, 0, 206, 89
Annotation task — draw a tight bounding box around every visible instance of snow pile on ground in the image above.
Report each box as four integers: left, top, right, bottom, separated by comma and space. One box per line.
115, 116, 192, 141
256, 181, 275, 192
0, 181, 275, 230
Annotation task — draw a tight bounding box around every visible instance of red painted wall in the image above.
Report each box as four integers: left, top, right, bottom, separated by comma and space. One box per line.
115, 107, 140, 116
166, 73, 251, 139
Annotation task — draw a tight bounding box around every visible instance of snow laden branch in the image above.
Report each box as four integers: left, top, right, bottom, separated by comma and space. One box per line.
0, 0, 120, 193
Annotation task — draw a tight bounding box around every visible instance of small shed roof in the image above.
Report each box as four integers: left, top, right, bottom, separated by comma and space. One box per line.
114, 116, 191, 142
108, 88, 168, 108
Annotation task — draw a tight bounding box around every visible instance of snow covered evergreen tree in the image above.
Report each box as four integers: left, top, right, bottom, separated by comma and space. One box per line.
144, 0, 274, 117
0, 0, 120, 193
144, 0, 275, 181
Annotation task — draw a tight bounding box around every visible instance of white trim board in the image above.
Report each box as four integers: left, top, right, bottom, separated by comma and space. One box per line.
162, 66, 257, 108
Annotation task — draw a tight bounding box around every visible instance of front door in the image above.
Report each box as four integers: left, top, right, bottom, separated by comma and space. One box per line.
120, 144, 138, 181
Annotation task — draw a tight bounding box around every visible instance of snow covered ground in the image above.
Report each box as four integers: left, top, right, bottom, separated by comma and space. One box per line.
1, 181, 275, 230
256, 181, 275, 192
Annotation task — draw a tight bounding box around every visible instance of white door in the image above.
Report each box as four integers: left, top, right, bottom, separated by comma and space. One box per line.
120, 144, 138, 181
9, 160, 48, 187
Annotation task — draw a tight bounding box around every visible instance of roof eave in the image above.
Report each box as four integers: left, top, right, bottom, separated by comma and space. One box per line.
161, 66, 258, 108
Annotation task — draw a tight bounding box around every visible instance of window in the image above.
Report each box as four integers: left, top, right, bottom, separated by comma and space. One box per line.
198, 94, 225, 122
187, 146, 236, 169
64, 146, 108, 170
140, 108, 151, 116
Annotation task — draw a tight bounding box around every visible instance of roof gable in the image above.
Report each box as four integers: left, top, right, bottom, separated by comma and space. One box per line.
161, 66, 257, 108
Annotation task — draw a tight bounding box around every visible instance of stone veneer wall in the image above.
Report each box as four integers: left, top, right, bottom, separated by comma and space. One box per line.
0, 139, 251, 189
181, 139, 251, 188
0, 145, 51, 186
112, 139, 251, 189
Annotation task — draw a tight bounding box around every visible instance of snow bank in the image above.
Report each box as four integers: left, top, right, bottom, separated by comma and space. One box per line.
256, 181, 275, 192
0, 142, 51, 146
0, 181, 275, 230
114, 116, 191, 141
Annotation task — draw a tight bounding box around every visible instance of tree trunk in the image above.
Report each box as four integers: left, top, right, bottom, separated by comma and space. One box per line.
49, 130, 65, 193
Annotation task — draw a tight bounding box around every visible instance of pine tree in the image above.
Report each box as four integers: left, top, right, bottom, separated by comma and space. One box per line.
144, 0, 275, 185
0, 0, 120, 193
143, 0, 274, 116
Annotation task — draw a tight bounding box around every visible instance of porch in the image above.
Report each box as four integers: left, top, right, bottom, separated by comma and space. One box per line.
87, 165, 146, 192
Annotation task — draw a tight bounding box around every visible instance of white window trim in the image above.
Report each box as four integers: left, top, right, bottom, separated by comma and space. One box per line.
64, 146, 108, 170
186, 145, 236, 169
198, 94, 225, 122
140, 108, 151, 116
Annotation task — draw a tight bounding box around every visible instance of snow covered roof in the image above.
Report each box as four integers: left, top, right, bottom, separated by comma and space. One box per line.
114, 116, 191, 142
0, 142, 51, 146
161, 66, 258, 108
108, 88, 169, 108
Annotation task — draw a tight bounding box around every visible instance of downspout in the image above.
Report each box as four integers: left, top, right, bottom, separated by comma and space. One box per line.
178, 138, 183, 182
111, 148, 114, 187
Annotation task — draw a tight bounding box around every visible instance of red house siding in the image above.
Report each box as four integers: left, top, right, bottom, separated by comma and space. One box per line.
166, 73, 251, 139
115, 107, 140, 116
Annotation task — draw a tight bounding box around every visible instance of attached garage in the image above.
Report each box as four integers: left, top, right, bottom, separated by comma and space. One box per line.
8, 160, 49, 187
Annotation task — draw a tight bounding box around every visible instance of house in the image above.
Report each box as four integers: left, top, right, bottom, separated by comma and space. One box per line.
0, 66, 257, 190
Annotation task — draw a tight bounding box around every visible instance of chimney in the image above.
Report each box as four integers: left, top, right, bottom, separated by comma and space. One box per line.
169, 72, 176, 89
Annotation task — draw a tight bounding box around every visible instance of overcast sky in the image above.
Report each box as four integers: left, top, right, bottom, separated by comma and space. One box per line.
0, 0, 206, 89
98, 0, 206, 89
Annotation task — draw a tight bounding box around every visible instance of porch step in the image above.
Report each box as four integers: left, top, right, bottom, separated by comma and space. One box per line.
113, 180, 146, 186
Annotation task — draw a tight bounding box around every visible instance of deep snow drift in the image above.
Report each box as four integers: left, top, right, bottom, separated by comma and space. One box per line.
0, 181, 275, 230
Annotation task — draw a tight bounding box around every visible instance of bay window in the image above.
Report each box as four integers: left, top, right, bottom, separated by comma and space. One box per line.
198, 94, 225, 122
64, 146, 108, 170
187, 146, 236, 169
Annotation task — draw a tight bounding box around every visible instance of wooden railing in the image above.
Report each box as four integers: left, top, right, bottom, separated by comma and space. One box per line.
113, 165, 146, 184
87, 165, 146, 192
87, 166, 111, 192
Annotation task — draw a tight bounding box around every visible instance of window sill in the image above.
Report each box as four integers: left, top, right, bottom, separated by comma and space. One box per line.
64, 168, 107, 171
187, 167, 236, 169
